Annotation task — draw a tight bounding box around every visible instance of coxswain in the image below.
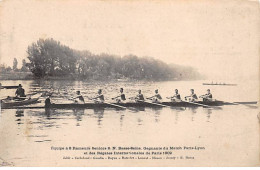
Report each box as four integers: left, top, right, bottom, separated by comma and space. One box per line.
15, 84, 26, 98
112, 88, 126, 103
73, 91, 85, 104
185, 89, 198, 102
147, 89, 162, 103
168, 89, 181, 102
45, 95, 51, 108
89, 89, 104, 103
199, 89, 213, 102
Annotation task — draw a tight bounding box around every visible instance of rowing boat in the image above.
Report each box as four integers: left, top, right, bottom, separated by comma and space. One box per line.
1, 97, 40, 108
1, 100, 256, 109
46, 101, 258, 109
0, 85, 19, 89
45, 101, 218, 109
0, 96, 257, 109
202, 83, 237, 86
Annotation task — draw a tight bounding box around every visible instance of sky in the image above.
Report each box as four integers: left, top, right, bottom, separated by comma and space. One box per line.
0, 0, 259, 80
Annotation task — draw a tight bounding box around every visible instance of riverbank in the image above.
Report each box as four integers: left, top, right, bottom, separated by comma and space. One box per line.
0, 72, 195, 81
0, 72, 34, 80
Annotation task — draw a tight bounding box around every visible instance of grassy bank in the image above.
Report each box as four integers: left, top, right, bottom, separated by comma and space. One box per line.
0, 72, 34, 80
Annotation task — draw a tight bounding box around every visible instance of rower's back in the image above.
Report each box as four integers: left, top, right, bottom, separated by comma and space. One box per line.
137, 93, 144, 100
16, 87, 26, 97
121, 93, 126, 100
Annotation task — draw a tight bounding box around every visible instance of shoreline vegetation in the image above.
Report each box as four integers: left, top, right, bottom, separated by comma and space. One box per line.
0, 38, 203, 81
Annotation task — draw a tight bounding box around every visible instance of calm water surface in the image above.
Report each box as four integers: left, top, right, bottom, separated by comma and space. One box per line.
0, 80, 258, 166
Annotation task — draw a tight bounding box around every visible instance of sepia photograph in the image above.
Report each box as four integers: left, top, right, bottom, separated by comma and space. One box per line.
0, 0, 259, 167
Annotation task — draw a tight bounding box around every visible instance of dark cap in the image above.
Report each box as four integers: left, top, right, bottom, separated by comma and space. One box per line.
18, 84, 22, 87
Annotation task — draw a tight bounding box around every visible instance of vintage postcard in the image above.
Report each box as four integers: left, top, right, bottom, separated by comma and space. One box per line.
0, 0, 259, 167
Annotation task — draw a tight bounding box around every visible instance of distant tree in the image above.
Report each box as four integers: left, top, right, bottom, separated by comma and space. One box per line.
0, 64, 7, 73
6, 66, 12, 72
27, 38, 79, 77
13, 58, 18, 71
21, 59, 29, 72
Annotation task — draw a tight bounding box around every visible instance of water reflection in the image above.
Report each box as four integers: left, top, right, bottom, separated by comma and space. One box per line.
131, 107, 145, 112
152, 108, 162, 123
93, 108, 104, 127
72, 109, 85, 126
15, 110, 24, 125
189, 107, 198, 122
206, 109, 212, 122
45, 108, 51, 118
119, 113, 125, 128
137, 118, 143, 126
174, 111, 179, 124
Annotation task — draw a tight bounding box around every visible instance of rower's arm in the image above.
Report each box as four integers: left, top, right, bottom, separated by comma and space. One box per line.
91, 94, 103, 100
112, 95, 120, 99
146, 95, 155, 99
199, 94, 207, 98
91, 96, 98, 100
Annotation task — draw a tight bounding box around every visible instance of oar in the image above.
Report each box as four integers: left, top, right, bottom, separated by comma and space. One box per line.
220, 100, 258, 106
140, 100, 171, 108
87, 96, 127, 109
182, 100, 210, 107
233, 101, 258, 105
222, 101, 258, 109
103, 102, 127, 109
129, 96, 170, 108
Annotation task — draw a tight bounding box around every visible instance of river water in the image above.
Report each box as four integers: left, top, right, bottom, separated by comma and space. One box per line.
0, 80, 259, 166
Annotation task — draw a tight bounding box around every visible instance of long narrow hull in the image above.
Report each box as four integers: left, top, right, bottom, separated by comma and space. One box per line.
46, 101, 226, 109
1, 100, 257, 109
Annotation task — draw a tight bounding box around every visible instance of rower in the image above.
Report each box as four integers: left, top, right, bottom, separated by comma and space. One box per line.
89, 89, 104, 103
200, 89, 213, 102
147, 89, 162, 103
72, 91, 85, 104
168, 89, 181, 102
15, 84, 26, 98
185, 89, 198, 102
135, 90, 145, 102
112, 88, 126, 103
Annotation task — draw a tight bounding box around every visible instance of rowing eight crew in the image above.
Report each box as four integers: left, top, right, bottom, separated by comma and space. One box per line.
71, 88, 213, 104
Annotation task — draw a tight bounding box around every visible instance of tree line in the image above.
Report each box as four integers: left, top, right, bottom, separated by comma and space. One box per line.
15, 38, 201, 80
0, 58, 29, 73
